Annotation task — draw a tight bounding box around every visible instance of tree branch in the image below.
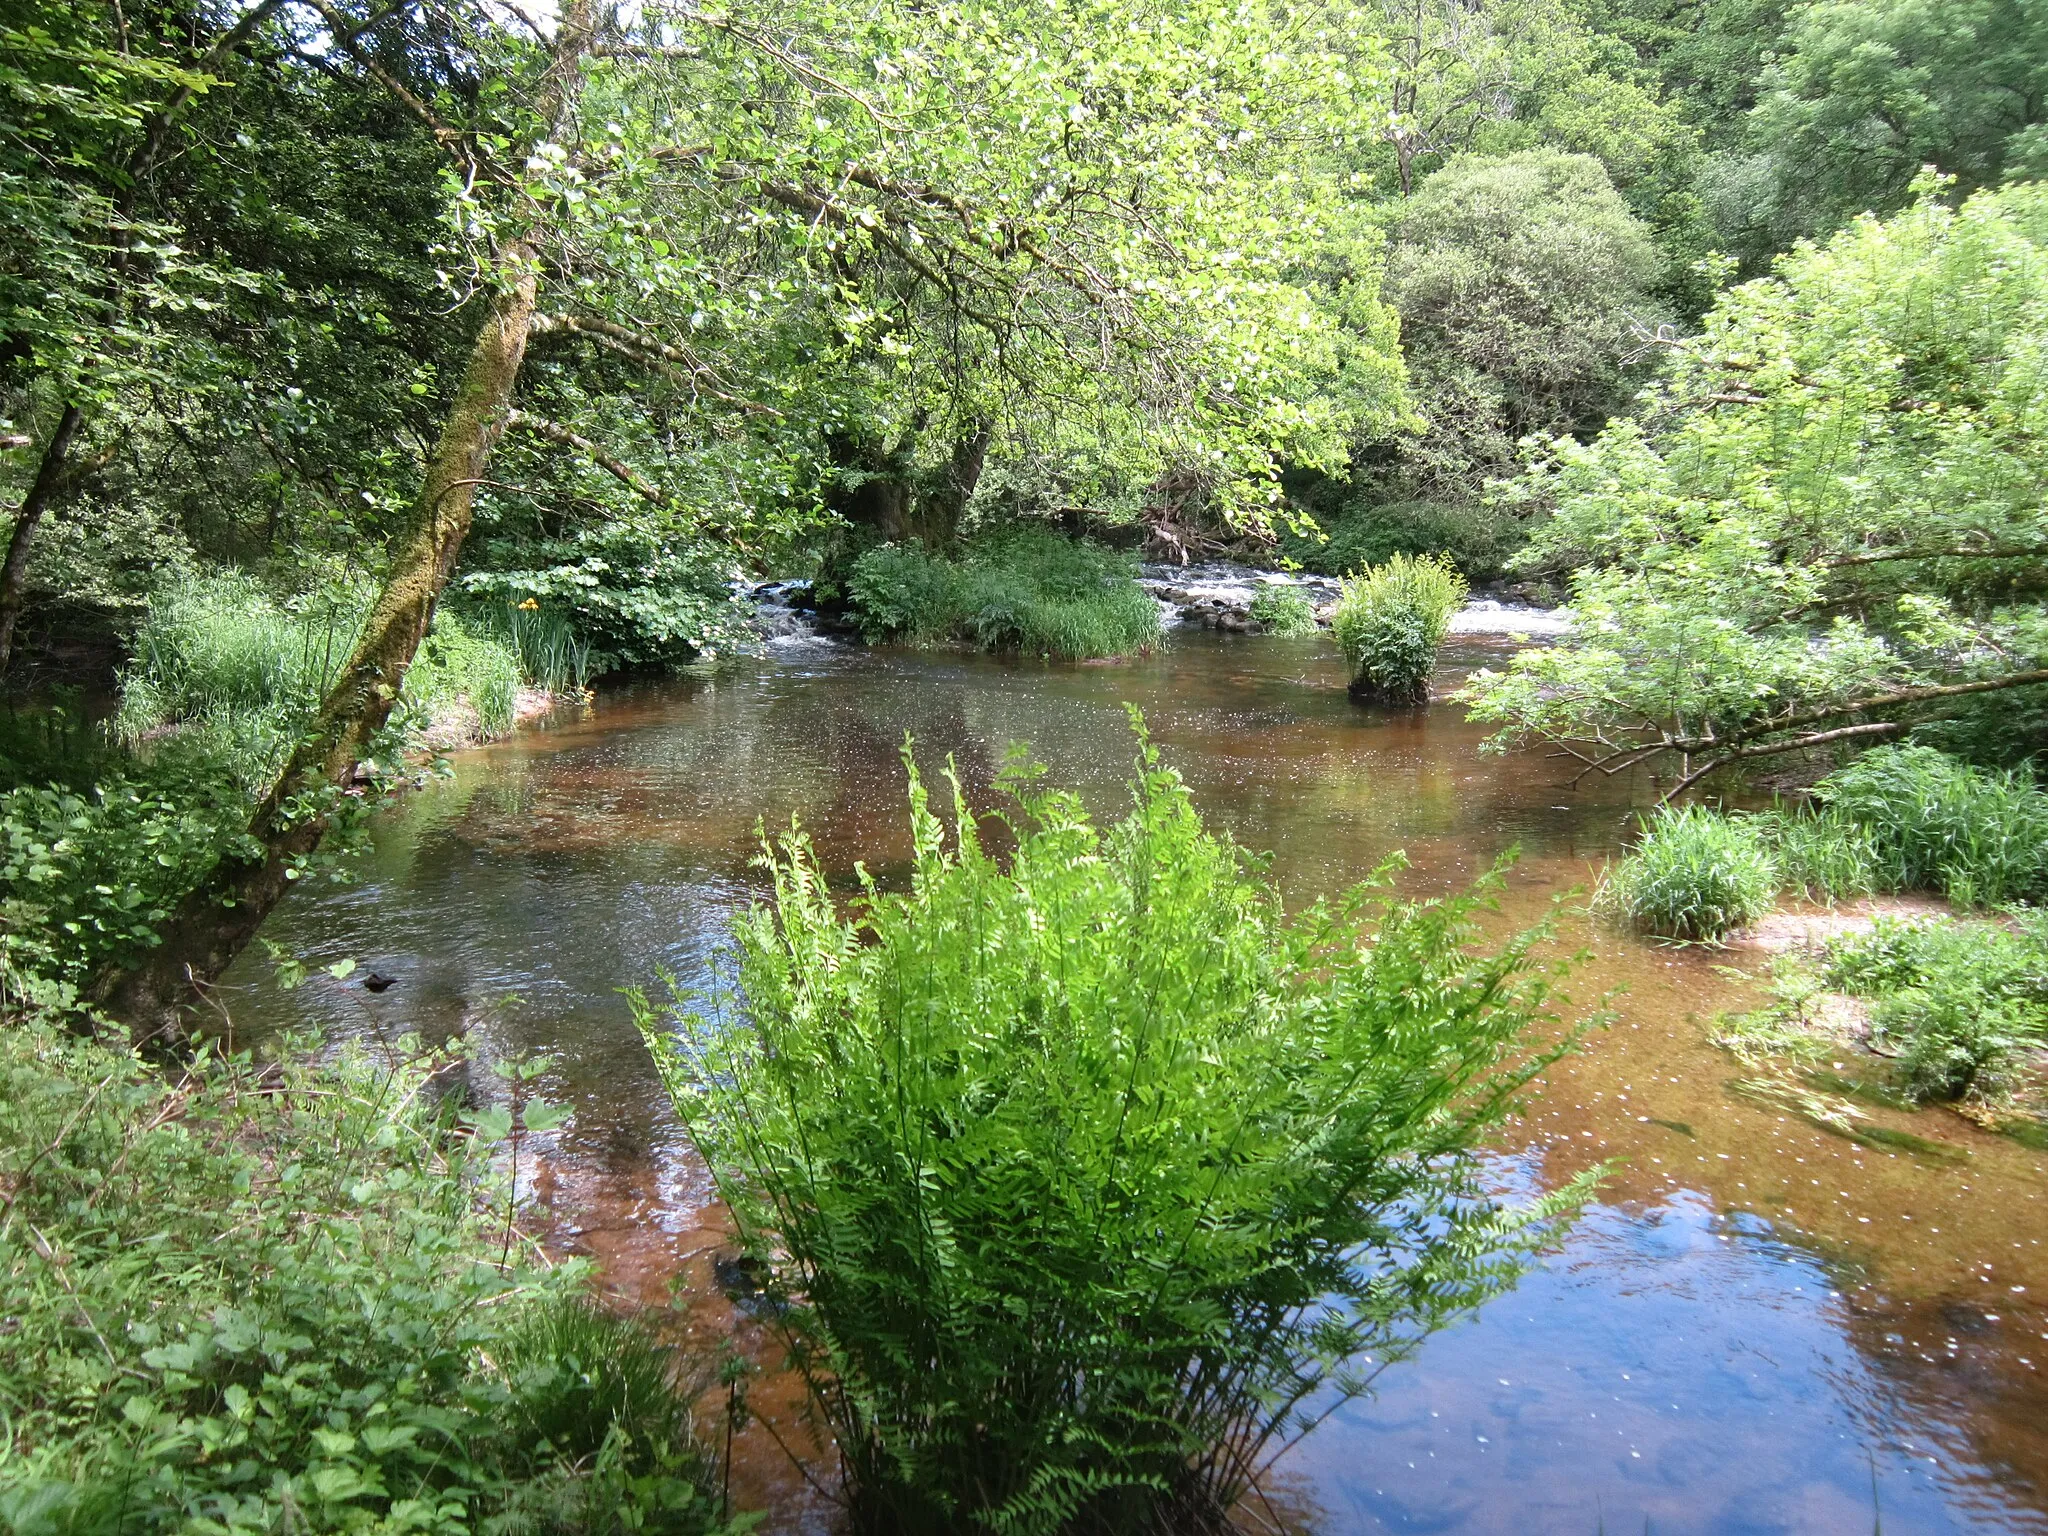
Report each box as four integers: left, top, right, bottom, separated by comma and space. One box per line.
505, 409, 666, 504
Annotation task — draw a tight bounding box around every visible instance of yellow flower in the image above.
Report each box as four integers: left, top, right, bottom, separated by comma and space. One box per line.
518, 598, 540, 611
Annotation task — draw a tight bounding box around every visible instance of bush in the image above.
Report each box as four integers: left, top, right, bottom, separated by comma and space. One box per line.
0, 1020, 734, 1536
1603, 804, 1778, 943
847, 530, 1161, 660
1816, 746, 2048, 906
1331, 552, 1468, 704
457, 523, 746, 675
636, 726, 1585, 1535
1823, 913, 2048, 1103
1246, 586, 1318, 636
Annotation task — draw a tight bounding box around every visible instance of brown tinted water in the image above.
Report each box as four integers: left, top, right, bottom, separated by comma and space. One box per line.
221, 631, 2048, 1535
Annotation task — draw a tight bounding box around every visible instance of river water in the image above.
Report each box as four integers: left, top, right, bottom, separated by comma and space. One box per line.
222, 629, 2048, 1535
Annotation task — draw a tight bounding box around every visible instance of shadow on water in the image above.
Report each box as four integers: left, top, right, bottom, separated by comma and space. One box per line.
221, 631, 2048, 1535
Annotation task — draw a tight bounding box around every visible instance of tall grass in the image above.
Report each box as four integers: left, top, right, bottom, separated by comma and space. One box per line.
636, 723, 1587, 1535
404, 611, 522, 739
1602, 804, 1778, 943
1816, 746, 2048, 906
117, 572, 537, 784
847, 530, 1161, 660
1605, 746, 2048, 942
487, 600, 595, 695
1331, 552, 1468, 704
116, 572, 370, 786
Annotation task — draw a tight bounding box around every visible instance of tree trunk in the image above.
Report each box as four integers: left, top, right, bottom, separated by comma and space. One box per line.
95, 256, 545, 1044
95, 1, 596, 1046
0, 404, 83, 675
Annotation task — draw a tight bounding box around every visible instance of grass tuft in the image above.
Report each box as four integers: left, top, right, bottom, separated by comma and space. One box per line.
1331, 552, 1467, 704
847, 530, 1161, 660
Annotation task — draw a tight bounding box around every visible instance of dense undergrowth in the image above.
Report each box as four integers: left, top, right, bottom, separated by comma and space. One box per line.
845, 530, 1160, 660
0, 1008, 738, 1536
112, 572, 572, 791
636, 723, 1589, 1535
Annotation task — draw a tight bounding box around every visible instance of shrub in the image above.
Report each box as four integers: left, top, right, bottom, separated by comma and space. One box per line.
847, 530, 1161, 660
458, 523, 746, 674
1816, 746, 2048, 906
1331, 552, 1468, 704
0, 1020, 734, 1536
1603, 804, 1778, 943
1275, 493, 1518, 582
1246, 586, 1318, 636
636, 725, 1586, 1536
845, 543, 968, 644
1823, 913, 2048, 1103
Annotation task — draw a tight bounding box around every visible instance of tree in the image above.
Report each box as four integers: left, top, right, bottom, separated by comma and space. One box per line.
1383, 150, 1665, 495
95, 0, 1411, 1041
1283, 150, 1666, 576
1743, 0, 2048, 250
1459, 182, 2048, 794
0, 2, 284, 670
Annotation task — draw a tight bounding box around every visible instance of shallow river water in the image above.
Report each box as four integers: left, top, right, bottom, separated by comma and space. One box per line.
223, 630, 2048, 1535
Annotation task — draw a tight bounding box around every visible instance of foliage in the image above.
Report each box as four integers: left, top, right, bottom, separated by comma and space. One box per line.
117, 572, 532, 780
457, 523, 747, 675
114, 572, 370, 789
1823, 913, 2048, 1104
1384, 152, 1668, 491
635, 728, 1586, 1535
1275, 493, 1515, 581
0, 749, 256, 989
1748, 0, 2048, 248
1816, 746, 2048, 907
1247, 587, 1319, 636
1601, 803, 1778, 943
0, 1019, 736, 1536
1461, 184, 2048, 786
1332, 553, 1470, 704
847, 532, 1161, 660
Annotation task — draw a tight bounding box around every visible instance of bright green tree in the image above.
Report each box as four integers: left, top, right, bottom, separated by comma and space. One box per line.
1460, 182, 2048, 793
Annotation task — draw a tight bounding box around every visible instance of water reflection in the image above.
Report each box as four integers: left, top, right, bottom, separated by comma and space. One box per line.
222, 631, 2048, 1534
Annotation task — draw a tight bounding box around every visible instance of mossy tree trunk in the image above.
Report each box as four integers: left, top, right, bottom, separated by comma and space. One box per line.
96, 6, 593, 1045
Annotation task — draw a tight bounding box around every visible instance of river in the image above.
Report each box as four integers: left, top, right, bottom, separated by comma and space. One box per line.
221, 627, 2048, 1535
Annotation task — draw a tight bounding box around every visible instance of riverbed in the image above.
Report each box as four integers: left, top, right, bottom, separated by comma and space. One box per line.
222, 629, 2048, 1535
